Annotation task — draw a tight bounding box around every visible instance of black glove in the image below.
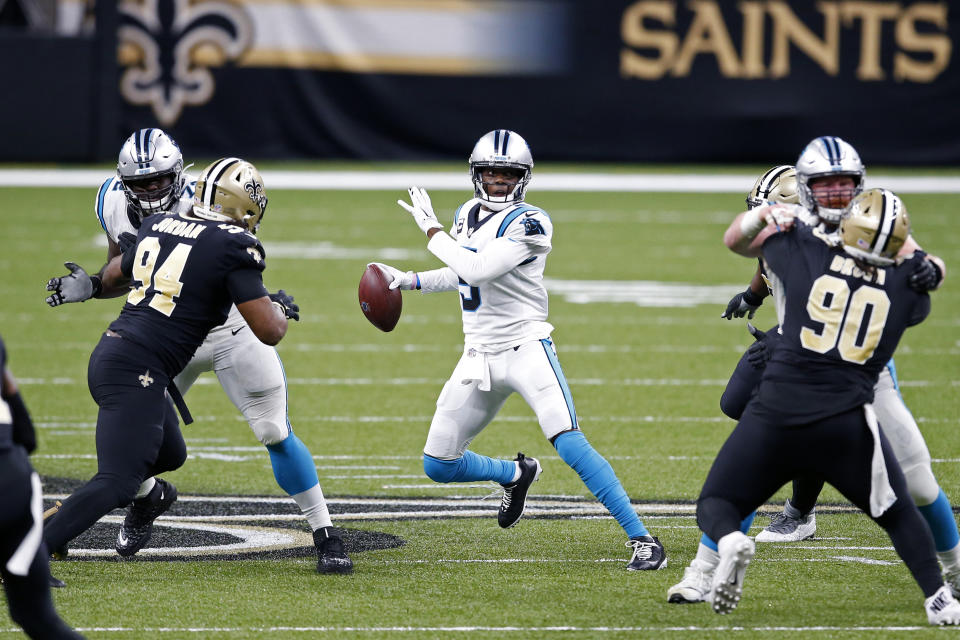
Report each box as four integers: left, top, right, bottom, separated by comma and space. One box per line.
908, 257, 943, 292
269, 290, 300, 321
745, 323, 773, 370
721, 288, 764, 320
117, 232, 138, 254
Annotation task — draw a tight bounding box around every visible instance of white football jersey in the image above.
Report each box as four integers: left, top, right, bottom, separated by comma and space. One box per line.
432, 198, 555, 351
94, 173, 246, 333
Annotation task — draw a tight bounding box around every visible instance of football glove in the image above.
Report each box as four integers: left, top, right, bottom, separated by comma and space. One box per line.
368, 262, 416, 290
269, 290, 300, 321
721, 288, 764, 320
397, 187, 444, 236
908, 256, 943, 292
45, 262, 99, 307
745, 323, 775, 370
117, 231, 138, 254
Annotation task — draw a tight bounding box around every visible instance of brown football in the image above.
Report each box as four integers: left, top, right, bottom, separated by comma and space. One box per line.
358, 264, 402, 332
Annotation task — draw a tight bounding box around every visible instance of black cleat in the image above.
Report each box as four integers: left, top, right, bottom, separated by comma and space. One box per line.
314, 527, 353, 574
115, 478, 177, 557
626, 535, 668, 571
497, 453, 542, 529
49, 574, 66, 589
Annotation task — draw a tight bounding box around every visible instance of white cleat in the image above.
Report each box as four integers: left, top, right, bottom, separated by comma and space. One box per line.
755, 510, 816, 543
711, 532, 755, 615
926, 585, 960, 625
667, 558, 715, 604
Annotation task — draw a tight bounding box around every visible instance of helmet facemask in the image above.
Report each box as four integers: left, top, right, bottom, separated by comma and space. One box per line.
796, 136, 865, 225
116, 128, 185, 220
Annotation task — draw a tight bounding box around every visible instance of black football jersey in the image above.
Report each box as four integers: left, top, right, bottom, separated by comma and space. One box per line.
754, 224, 930, 423
109, 213, 267, 375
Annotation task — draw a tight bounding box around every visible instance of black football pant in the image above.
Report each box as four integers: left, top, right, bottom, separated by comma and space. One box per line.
697, 404, 943, 597
43, 334, 186, 552
0, 447, 84, 639
719, 329, 828, 517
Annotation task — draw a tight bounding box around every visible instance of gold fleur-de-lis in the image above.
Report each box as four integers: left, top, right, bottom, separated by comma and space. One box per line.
139, 370, 154, 387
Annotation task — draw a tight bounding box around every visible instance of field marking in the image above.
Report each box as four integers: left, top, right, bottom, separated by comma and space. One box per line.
3, 168, 959, 193
1, 624, 939, 633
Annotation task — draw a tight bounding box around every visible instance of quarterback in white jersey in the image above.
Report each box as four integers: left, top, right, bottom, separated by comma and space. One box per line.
44, 129, 352, 573
374, 130, 667, 571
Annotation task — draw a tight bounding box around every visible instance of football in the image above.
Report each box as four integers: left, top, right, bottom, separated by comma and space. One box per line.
358, 264, 402, 332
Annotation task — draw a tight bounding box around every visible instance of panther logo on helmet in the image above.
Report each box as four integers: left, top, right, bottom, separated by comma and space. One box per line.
796, 136, 865, 225
840, 188, 910, 266
193, 158, 268, 234
469, 130, 534, 212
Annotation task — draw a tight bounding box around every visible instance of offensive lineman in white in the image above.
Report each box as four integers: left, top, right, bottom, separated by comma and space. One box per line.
372, 130, 666, 570
44, 129, 352, 573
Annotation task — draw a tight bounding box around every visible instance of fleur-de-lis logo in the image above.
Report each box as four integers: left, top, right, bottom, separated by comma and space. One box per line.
246, 247, 262, 263
119, 0, 253, 126
244, 179, 267, 213
139, 370, 155, 387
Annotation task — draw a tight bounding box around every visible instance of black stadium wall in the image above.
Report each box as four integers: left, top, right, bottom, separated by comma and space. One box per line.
1, 0, 957, 164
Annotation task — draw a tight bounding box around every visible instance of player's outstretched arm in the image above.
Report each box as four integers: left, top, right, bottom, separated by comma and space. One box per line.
95, 233, 138, 298
721, 263, 769, 320
237, 296, 288, 346
724, 204, 796, 257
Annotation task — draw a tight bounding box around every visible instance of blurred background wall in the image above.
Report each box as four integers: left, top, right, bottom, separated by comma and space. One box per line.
0, 0, 956, 163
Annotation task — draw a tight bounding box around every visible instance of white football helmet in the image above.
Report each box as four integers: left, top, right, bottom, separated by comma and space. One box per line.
469, 129, 533, 212
840, 188, 910, 266
116, 128, 185, 219
796, 136, 865, 225
746, 165, 799, 209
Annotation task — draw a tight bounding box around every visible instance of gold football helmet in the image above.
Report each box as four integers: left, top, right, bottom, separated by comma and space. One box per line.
746, 165, 799, 209
193, 158, 268, 233
840, 188, 910, 266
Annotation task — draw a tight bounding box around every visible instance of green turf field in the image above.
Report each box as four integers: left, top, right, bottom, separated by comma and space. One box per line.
1, 172, 959, 638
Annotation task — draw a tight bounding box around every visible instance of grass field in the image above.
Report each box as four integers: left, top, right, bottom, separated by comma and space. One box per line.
1, 168, 959, 638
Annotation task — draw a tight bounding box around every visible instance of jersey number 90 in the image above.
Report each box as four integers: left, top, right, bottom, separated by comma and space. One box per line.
800, 275, 890, 364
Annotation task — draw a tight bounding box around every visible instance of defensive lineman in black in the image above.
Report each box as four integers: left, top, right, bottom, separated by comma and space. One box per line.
43, 158, 300, 557
0, 334, 84, 639
696, 189, 960, 624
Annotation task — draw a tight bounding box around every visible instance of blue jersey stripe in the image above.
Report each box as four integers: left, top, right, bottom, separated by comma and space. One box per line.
540, 338, 578, 428
885, 358, 900, 393
96, 178, 112, 233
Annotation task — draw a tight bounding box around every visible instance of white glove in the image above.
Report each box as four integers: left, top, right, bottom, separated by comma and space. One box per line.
397, 187, 444, 236
369, 262, 416, 290
45, 262, 96, 307
740, 203, 798, 238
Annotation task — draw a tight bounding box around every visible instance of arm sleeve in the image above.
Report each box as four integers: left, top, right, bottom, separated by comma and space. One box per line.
226, 268, 269, 304
417, 267, 460, 293
427, 233, 536, 285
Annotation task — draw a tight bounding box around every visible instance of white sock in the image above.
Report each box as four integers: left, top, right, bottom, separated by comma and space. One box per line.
134, 477, 157, 500
694, 542, 721, 570
510, 462, 521, 483
292, 484, 333, 531
938, 543, 960, 575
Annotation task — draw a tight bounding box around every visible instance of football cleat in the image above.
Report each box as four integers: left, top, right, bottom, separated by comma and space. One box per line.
755, 509, 816, 543
626, 535, 667, 571
498, 453, 541, 529
944, 569, 960, 598
711, 531, 755, 615
667, 558, 715, 603
314, 527, 353, 574
926, 585, 960, 625
115, 478, 177, 557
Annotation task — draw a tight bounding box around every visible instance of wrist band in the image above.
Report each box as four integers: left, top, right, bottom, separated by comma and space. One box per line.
89, 275, 103, 299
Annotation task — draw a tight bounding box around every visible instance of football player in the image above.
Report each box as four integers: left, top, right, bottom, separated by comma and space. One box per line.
698, 188, 960, 624
44, 131, 350, 574
43, 157, 351, 573
724, 137, 959, 592
370, 130, 666, 570
0, 334, 84, 639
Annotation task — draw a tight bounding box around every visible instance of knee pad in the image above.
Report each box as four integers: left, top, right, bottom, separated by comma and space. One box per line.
251, 418, 289, 446
423, 455, 461, 483
902, 461, 941, 506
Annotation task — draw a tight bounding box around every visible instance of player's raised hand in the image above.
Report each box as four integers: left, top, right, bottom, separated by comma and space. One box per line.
367, 262, 416, 290
398, 187, 444, 236
745, 322, 774, 369
764, 203, 798, 232
908, 256, 943, 292
45, 262, 96, 307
